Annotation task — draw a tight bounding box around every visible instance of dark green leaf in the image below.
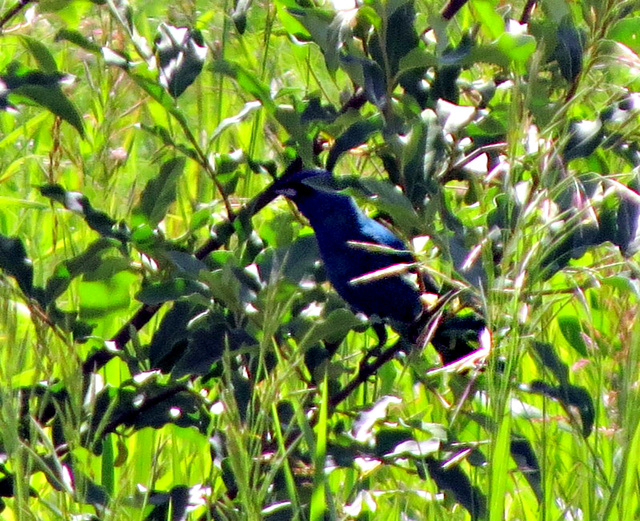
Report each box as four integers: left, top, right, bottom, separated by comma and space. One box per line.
55, 29, 102, 54
563, 119, 603, 161
135, 278, 209, 306
424, 457, 487, 520
20, 36, 58, 73
155, 24, 207, 98
231, 0, 252, 34
369, 2, 418, 78
139, 124, 198, 159
44, 238, 120, 305
149, 301, 206, 371
0, 234, 33, 296
326, 116, 383, 171
528, 381, 595, 437
133, 157, 185, 228
288, 7, 340, 73
339, 54, 386, 109
553, 20, 584, 83
145, 485, 190, 521
531, 342, 569, 383
614, 177, 640, 256
374, 427, 413, 457
88, 381, 209, 444
256, 235, 319, 284
1, 67, 84, 136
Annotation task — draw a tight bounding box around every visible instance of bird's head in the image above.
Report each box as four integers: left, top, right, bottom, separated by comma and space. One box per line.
268, 169, 355, 226
271, 169, 338, 201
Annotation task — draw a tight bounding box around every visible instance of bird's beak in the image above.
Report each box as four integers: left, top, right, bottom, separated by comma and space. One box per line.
274, 186, 297, 198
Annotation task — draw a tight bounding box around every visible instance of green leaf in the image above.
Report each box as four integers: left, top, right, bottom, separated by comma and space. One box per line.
397, 47, 438, 76
88, 380, 209, 444
528, 380, 595, 437
308, 308, 363, 345
553, 21, 584, 83
326, 116, 383, 171
496, 32, 537, 64
563, 119, 604, 161
287, 7, 339, 72
2, 67, 84, 136
609, 17, 640, 54
0, 234, 34, 296
55, 28, 102, 54
20, 36, 58, 73
212, 59, 275, 112
531, 341, 569, 383
135, 278, 209, 306
510, 438, 542, 502
424, 457, 487, 520
132, 157, 186, 228
557, 316, 589, 357
78, 271, 137, 319
471, 0, 505, 40
44, 238, 120, 305
155, 24, 207, 98
139, 124, 198, 159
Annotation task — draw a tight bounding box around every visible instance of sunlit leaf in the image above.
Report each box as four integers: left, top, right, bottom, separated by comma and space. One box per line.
155, 24, 207, 98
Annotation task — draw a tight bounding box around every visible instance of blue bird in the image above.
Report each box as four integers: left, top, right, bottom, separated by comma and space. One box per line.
271, 169, 423, 328
270, 168, 485, 364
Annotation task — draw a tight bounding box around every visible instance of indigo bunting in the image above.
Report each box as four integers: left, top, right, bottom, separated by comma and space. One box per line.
270, 168, 482, 363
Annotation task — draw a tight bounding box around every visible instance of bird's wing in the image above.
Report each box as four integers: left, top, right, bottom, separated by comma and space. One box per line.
356, 215, 414, 260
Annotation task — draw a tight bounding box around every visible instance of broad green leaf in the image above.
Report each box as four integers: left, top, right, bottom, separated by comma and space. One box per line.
471, 0, 505, 40
0, 234, 33, 296
2, 68, 85, 136
155, 24, 207, 98
44, 238, 120, 305
55, 29, 102, 54
132, 157, 185, 228
397, 47, 438, 77
424, 457, 487, 520
20, 36, 58, 73
558, 316, 589, 356
326, 116, 383, 171
553, 21, 584, 83
496, 32, 537, 64
609, 17, 640, 53
135, 279, 209, 306
288, 7, 339, 72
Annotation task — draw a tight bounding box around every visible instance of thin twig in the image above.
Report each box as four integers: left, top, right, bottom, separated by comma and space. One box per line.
82, 184, 280, 375
0, 0, 33, 31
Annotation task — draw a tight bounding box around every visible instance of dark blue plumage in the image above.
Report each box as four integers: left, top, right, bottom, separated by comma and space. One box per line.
272, 169, 423, 325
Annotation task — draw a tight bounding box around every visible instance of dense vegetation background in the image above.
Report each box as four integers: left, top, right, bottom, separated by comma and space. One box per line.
1, 0, 640, 519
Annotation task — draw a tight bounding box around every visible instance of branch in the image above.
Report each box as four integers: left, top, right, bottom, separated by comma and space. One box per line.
82, 183, 280, 375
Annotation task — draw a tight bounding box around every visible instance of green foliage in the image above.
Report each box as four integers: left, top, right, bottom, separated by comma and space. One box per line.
0, 0, 640, 520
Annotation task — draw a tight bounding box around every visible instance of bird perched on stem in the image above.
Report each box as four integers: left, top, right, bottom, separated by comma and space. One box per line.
268, 168, 484, 364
